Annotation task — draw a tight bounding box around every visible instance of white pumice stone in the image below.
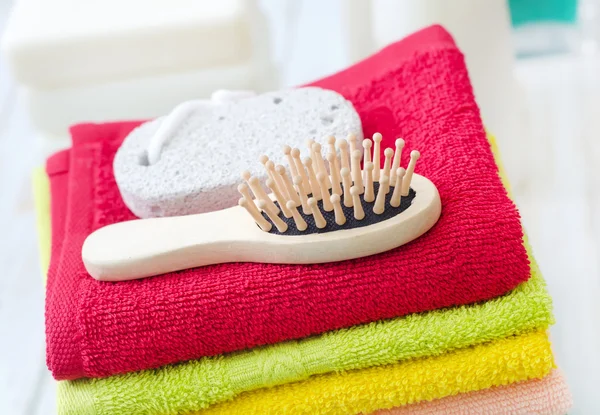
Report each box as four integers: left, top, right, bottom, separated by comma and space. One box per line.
113, 87, 363, 218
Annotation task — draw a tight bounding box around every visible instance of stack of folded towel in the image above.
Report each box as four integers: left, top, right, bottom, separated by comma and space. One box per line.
33, 25, 572, 415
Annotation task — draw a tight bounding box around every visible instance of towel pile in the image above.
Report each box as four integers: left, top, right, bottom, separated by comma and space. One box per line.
34, 25, 572, 414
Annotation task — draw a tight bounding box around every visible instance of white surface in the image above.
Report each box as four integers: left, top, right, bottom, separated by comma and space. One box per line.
24, 60, 278, 138
114, 87, 362, 217
0, 1, 51, 411
340, 0, 375, 63
1, 0, 599, 414
1, 0, 255, 87
513, 54, 600, 415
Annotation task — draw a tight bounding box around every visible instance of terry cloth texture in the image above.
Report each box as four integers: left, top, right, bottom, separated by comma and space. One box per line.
36, 142, 555, 414
32, 158, 567, 415
192, 331, 554, 415
372, 369, 571, 415
56, 267, 553, 414
57, 332, 552, 415
38, 133, 554, 414
45, 24, 531, 380
45, 149, 70, 293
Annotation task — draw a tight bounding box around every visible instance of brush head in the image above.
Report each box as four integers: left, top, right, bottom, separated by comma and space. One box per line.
240, 133, 422, 235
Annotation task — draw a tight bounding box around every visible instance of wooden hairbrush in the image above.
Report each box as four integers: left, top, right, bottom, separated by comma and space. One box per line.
82, 133, 441, 281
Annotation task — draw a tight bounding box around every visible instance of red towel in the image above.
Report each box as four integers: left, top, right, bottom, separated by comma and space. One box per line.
45, 150, 69, 299
45, 25, 530, 380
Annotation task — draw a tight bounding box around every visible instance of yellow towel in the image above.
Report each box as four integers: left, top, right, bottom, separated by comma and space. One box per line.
32, 166, 51, 277
197, 330, 553, 415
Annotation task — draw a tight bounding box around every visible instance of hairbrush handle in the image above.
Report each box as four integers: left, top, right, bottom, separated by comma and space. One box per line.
82, 206, 258, 282
82, 174, 441, 282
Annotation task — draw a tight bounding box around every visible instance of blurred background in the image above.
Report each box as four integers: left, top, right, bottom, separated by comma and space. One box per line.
1, 0, 599, 413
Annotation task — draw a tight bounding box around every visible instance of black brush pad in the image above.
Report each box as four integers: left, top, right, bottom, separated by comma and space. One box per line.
263, 182, 417, 235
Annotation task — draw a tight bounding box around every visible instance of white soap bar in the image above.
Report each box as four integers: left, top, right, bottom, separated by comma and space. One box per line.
113, 87, 363, 218
24, 60, 278, 138
2, 0, 254, 88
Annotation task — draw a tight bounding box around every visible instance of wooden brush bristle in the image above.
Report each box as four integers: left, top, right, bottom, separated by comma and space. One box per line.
239, 134, 420, 234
